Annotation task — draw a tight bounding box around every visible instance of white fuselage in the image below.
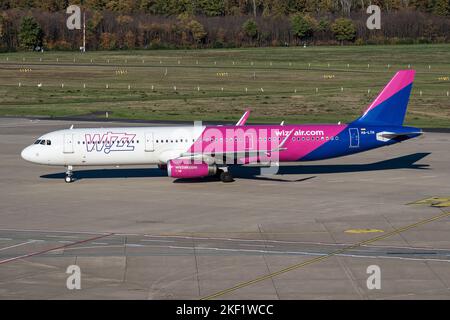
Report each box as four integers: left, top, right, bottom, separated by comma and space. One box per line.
21, 126, 205, 166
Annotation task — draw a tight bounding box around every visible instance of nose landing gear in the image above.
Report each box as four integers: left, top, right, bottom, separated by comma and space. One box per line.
65, 165, 75, 183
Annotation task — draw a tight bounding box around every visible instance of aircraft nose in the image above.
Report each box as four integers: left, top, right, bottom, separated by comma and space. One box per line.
21, 146, 35, 162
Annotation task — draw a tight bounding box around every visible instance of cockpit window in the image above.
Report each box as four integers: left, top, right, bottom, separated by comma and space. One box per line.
34, 139, 51, 145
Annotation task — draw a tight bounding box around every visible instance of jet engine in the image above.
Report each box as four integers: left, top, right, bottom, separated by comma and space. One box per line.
167, 160, 217, 178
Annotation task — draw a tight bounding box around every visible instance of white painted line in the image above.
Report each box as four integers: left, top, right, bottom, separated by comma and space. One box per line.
46, 235, 79, 239
0, 238, 12, 241
169, 246, 195, 250
140, 239, 175, 243
64, 245, 124, 251
58, 241, 74, 244
0, 240, 36, 252
239, 244, 275, 248
125, 244, 144, 247
91, 242, 108, 245
0, 228, 110, 235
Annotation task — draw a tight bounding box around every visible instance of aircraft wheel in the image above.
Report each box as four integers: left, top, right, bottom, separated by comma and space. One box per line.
65, 165, 74, 183
220, 171, 234, 183
215, 168, 224, 178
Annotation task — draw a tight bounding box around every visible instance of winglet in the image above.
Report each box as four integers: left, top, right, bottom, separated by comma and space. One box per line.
236, 109, 251, 126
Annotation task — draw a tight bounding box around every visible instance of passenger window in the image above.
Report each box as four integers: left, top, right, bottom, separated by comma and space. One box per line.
47, 140, 51, 145
34, 140, 41, 144
40, 140, 46, 145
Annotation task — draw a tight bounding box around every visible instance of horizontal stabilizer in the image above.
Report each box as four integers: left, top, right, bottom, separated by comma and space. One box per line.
376, 131, 422, 142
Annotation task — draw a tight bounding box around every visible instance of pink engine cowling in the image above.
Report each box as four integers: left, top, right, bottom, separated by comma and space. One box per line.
167, 160, 217, 178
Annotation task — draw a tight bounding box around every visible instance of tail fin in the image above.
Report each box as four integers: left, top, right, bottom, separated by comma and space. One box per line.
355, 70, 415, 126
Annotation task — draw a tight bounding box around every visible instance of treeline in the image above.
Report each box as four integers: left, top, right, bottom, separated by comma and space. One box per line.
0, 1, 449, 51
1, 0, 449, 17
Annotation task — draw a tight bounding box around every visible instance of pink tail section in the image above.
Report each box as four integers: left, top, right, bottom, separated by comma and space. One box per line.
357, 70, 415, 126
362, 70, 415, 116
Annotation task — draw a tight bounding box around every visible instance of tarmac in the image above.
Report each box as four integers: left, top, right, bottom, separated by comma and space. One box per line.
1, 117, 450, 299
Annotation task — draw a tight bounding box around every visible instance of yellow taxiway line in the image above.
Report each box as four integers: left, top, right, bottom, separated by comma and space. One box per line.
201, 210, 450, 300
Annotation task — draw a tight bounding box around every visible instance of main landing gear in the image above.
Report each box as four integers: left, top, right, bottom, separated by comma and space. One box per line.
158, 164, 167, 171
65, 165, 75, 183
216, 168, 234, 183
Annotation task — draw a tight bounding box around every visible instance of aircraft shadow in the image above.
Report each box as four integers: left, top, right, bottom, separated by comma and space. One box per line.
40, 152, 430, 182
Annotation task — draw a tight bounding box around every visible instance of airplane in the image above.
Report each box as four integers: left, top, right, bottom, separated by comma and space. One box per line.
21, 70, 422, 183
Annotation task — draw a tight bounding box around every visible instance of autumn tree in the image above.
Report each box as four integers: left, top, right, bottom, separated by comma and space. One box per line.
187, 19, 207, 43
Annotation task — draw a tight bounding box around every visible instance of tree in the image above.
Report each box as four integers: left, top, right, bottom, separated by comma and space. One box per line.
85, 0, 107, 11
187, 19, 207, 43
18, 16, 44, 50
317, 18, 330, 32
331, 18, 356, 44
242, 19, 258, 39
100, 32, 117, 49
290, 14, 317, 41
433, 0, 449, 15
0, 14, 6, 39
195, 0, 225, 16
124, 30, 136, 48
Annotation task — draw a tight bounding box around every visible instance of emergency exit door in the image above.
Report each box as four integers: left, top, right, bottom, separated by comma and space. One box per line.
145, 133, 155, 152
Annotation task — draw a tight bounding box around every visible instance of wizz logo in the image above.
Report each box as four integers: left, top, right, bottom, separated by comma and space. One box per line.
85, 132, 136, 154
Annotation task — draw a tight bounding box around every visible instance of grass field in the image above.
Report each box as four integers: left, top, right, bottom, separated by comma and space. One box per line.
0, 44, 449, 127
